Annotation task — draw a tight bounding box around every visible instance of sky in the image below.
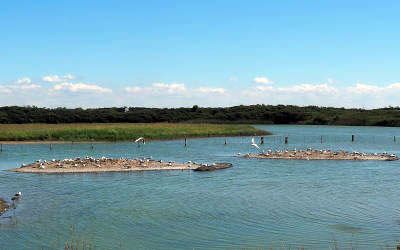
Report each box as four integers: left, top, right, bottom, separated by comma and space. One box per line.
1, 0, 400, 108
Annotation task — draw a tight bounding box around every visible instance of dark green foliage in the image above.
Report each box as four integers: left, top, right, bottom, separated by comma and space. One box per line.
1, 105, 400, 126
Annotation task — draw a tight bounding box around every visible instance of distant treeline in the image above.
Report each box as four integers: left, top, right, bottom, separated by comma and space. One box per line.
1, 105, 400, 126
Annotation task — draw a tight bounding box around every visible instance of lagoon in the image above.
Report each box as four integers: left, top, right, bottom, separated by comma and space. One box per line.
1, 125, 400, 249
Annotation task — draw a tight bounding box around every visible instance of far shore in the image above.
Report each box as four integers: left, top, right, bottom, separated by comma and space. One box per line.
0, 123, 268, 143
0, 133, 266, 145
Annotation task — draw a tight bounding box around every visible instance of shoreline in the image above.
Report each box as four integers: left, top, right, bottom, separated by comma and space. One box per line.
0, 123, 268, 143
0, 133, 269, 145
12, 157, 232, 174
243, 150, 398, 161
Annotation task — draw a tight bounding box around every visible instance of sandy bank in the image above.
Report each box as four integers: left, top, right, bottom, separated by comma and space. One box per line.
0, 198, 9, 215
243, 149, 398, 161
12, 157, 231, 173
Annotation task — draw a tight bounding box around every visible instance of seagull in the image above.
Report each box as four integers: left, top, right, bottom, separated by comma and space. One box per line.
251, 137, 260, 150
134, 137, 145, 144
11, 192, 22, 201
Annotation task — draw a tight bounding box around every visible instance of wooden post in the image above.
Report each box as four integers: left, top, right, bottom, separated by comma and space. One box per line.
49, 144, 52, 150
224, 138, 227, 145
394, 136, 396, 142
260, 136, 264, 144
351, 135, 355, 142
284, 136, 288, 144
0, 144, 2, 152
184, 137, 187, 147
320, 136, 323, 143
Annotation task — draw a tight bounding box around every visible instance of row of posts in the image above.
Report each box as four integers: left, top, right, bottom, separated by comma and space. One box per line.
0, 135, 398, 152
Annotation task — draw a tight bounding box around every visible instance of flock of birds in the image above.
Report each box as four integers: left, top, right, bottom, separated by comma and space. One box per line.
11, 135, 398, 206
247, 137, 397, 159
23, 156, 218, 170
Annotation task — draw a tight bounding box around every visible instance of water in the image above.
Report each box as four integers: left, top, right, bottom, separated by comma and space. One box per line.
1, 125, 400, 249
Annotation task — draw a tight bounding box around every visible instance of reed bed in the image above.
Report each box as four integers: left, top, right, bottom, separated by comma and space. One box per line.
0, 123, 267, 142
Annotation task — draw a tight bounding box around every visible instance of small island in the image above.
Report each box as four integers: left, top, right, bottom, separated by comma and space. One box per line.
243, 149, 398, 161
0, 198, 9, 216
12, 157, 232, 173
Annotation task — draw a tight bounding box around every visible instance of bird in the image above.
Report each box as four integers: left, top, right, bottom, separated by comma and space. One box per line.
251, 137, 260, 150
11, 192, 22, 201
134, 137, 145, 144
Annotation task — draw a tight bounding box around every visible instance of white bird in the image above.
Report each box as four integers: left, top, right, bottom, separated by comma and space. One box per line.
11, 192, 22, 201
134, 137, 145, 144
251, 137, 260, 150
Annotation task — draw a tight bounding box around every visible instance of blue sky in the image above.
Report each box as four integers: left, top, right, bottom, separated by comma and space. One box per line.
1, 1, 400, 108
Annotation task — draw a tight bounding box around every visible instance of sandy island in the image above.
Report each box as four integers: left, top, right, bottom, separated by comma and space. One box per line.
243, 149, 398, 161
0, 198, 9, 216
12, 157, 232, 173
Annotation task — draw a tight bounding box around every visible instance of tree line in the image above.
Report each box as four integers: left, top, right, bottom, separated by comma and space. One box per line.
1, 105, 400, 126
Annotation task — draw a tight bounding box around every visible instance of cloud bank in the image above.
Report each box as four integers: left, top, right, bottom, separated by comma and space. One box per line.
1, 74, 400, 108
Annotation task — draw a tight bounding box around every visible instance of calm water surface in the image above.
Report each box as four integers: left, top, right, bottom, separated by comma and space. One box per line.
1, 125, 400, 249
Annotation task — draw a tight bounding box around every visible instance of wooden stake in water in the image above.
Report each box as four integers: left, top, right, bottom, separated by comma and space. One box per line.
224, 138, 227, 145
260, 136, 264, 144
351, 135, 355, 142
320, 136, 323, 143
394, 136, 396, 142
49, 144, 52, 150
0, 144, 2, 152
284, 136, 288, 144
184, 137, 187, 147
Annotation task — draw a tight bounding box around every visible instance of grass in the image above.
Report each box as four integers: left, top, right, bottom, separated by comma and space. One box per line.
0, 123, 268, 142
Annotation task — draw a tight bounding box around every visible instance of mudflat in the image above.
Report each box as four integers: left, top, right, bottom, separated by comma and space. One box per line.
243, 149, 398, 161
12, 157, 204, 173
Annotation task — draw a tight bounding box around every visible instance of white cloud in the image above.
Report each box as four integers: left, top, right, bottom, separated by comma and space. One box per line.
42, 74, 75, 83
125, 82, 187, 95
347, 82, 400, 94
347, 83, 381, 94
52, 82, 111, 93
4, 75, 400, 109
16, 77, 32, 84
254, 83, 338, 94
255, 85, 274, 91
196, 87, 226, 94
0, 85, 12, 94
388, 82, 400, 90
253, 76, 273, 85
125, 86, 143, 94
279, 83, 338, 94
12, 77, 41, 90
151, 82, 186, 94
18, 84, 41, 90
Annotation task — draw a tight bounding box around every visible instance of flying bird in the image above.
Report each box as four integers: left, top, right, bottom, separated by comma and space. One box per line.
134, 137, 145, 144
251, 137, 260, 150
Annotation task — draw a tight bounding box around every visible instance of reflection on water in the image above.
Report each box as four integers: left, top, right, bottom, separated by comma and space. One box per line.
1, 125, 400, 249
